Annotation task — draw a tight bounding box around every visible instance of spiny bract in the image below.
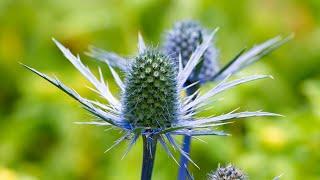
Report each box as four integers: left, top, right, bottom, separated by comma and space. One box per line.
122, 50, 179, 128
208, 164, 247, 180
163, 20, 219, 83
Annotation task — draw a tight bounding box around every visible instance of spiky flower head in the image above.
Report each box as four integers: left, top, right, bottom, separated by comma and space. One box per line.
23, 33, 281, 177
122, 49, 178, 128
163, 20, 219, 83
208, 164, 247, 180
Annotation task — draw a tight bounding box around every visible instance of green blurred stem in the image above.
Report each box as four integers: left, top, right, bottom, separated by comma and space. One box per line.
141, 135, 157, 180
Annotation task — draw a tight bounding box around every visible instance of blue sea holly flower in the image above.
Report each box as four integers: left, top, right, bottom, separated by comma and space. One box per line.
163, 20, 219, 84
23, 34, 279, 180
208, 164, 247, 180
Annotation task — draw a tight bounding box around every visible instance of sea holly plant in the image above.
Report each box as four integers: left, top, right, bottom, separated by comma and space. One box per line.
24, 32, 281, 180
88, 21, 292, 179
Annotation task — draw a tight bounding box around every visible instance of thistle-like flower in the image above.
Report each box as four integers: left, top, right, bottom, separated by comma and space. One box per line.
208, 164, 247, 180
163, 20, 219, 84
24, 34, 279, 180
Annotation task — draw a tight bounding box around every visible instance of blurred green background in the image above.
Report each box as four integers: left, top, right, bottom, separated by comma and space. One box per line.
1, 0, 320, 179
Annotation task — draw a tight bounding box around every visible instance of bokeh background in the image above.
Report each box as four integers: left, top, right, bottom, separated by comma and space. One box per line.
1, 0, 320, 179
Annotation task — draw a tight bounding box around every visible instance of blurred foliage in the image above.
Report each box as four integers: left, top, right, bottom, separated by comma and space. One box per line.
0, 0, 320, 179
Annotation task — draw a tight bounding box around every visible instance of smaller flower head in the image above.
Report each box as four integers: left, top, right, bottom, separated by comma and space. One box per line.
208, 164, 247, 180
163, 20, 219, 83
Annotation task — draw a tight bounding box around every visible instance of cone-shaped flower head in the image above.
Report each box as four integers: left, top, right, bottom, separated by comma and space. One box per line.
208, 164, 247, 180
123, 50, 178, 128
23, 34, 281, 177
163, 20, 219, 83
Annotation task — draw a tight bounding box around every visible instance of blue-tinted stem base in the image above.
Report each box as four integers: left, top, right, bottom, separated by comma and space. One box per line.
141, 135, 157, 180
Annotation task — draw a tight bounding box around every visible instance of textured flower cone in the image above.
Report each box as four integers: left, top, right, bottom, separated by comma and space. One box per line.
163, 20, 219, 83
208, 165, 247, 180
122, 49, 179, 128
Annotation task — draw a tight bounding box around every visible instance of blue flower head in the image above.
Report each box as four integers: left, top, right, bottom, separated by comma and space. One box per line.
208, 164, 247, 180
163, 20, 219, 84
23, 34, 281, 171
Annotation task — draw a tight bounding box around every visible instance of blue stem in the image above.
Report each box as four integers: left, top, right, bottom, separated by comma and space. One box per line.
178, 135, 192, 180
141, 135, 157, 180
178, 82, 199, 180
